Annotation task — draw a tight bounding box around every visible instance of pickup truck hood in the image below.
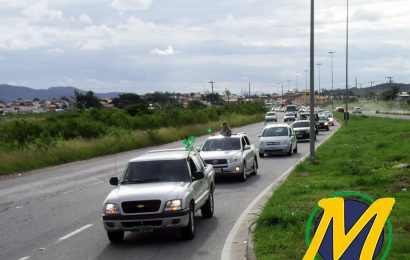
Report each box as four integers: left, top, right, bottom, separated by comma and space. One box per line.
200, 150, 241, 160
106, 182, 188, 203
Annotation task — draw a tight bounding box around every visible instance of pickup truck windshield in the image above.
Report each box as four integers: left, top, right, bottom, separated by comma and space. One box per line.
121, 160, 190, 184
202, 138, 241, 151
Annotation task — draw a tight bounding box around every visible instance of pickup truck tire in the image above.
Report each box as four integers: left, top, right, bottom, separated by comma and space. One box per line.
107, 231, 124, 243
201, 192, 214, 218
238, 162, 247, 182
250, 158, 258, 176
180, 205, 195, 240
293, 144, 298, 154
259, 152, 264, 158
287, 144, 293, 156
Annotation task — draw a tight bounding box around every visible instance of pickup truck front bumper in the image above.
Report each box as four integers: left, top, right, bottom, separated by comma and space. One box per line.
102, 208, 190, 232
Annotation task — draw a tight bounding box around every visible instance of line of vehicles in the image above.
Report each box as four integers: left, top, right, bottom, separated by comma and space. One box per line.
100, 105, 335, 243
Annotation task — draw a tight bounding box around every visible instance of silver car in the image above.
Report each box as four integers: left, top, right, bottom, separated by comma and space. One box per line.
265, 112, 277, 123
102, 148, 215, 242
259, 124, 297, 157
199, 133, 258, 182
292, 120, 315, 141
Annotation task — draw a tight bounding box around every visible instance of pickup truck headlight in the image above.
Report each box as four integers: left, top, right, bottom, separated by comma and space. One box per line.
105, 203, 120, 215
324, 122, 328, 125
164, 199, 182, 212
229, 153, 242, 163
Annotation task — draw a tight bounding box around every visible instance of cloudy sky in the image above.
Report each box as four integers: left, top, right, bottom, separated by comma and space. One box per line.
0, 0, 409, 95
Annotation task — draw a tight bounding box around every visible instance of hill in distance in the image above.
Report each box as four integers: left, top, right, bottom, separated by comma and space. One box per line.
0, 84, 121, 103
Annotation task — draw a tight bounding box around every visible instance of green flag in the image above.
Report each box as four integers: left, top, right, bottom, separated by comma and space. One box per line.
183, 136, 196, 151
206, 127, 213, 135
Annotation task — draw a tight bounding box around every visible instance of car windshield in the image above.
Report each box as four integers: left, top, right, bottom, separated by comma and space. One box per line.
121, 160, 190, 184
263, 127, 289, 137
266, 112, 276, 116
319, 115, 328, 120
202, 137, 241, 151
284, 117, 295, 122
285, 112, 294, 116
293, 122, 310, 128
286, 106, 297, 112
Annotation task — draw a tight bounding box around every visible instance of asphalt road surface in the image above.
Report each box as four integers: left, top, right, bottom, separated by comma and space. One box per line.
0, 114, 339, 260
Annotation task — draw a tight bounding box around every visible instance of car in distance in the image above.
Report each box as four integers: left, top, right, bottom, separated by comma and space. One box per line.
265, 112, 277, 123
285, 105, 298, 117
324, 112, 335, 126
353, 107, 362, 114
284, 115, 296, 124
317, 115, 330, 131
335, 107, 345, 112
259, 124, 297, 157
199, 133, 258, 182
292, 120, 315, 141
102, 148, 215, 243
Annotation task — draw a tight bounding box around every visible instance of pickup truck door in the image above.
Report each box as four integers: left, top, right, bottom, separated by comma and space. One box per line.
189, 156, 208, 208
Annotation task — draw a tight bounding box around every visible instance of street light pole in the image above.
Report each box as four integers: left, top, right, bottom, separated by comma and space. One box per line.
329, 51, 335, 111
309, 0, 315, 163
345, 0, 349, 125
208, 81, 214, 105
317, 63, 322, 105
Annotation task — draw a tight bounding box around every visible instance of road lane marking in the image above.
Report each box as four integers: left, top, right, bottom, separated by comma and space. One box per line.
57, 224, 93, 242
63, 180, 104, 194
18, 257, 31, 260
221, 125, 340, 260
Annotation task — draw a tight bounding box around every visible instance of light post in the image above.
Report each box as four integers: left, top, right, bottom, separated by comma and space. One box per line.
345, 0, 349, 125
208, 81, 214, 105
309, 0, 315, 163
329, 51, 335, 111
317, 63, 322, 105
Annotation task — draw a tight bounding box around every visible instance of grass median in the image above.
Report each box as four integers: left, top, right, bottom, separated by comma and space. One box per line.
253, 114, 410, 259
0, 113, 264, 176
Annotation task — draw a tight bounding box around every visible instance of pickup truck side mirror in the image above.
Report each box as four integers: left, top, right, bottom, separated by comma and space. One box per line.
244, 145, 251, 150
192, 170, 205, 181
195, 146, 201, 152
109, 177, 119, 186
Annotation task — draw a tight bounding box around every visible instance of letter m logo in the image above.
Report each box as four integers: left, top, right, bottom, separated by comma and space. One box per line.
304, 197, 395, 260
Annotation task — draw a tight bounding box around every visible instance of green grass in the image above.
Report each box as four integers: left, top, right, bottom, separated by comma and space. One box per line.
331, 101, 410, 112
0, 113, 263, 175
253, 113, 410, 259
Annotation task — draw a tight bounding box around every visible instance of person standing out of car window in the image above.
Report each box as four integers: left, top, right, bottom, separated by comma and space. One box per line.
220, 121, 232, 136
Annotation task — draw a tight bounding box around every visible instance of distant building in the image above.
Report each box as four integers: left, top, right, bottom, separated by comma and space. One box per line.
398, 92, 409, 101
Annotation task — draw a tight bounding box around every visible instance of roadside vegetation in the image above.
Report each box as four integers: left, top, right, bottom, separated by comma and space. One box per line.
0, 102, 265, 175
253, 113, 410, 259
332, 100, 410, 112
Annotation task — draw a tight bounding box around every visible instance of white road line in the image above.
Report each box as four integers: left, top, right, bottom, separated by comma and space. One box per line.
221, 125, 340, 260
57, 224, 93, 242
18, 257, 31, 260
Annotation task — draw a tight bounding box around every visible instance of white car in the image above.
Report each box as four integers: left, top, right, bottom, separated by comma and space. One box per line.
353, 107, 362, 114
265, 112, 278, 123
259, 124, 297, 157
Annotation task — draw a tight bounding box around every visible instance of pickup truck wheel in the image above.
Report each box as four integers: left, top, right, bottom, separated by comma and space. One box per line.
259, 152, 264, 158
180, 205, 195, 240
238, 163, 247, 182
293, 144, 298, 153
107, 231, 124, 243
250, 158, 258, 176
201, 192, 214, 218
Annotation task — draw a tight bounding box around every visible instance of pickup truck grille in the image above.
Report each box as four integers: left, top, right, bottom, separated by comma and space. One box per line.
122, 200, 161, 214
205, 159, 228, 165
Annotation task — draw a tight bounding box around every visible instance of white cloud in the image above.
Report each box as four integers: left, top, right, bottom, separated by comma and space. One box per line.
47, 48, 65, 54
150, 46, 177, 55
22, 1, 64, 21
78, 14, 93, 24
111, 0, 154, 11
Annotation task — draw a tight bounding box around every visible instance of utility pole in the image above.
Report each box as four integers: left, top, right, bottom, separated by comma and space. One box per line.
386, 76, 393, 101
304, 70, 308, 92
296, 75, 298, 91
329, 51, 335, 111
208, 81, 214, 105
281, 82, 284, 105
369, 81, 375, 88
248, 82, 251, 99
317, 63, 322, 104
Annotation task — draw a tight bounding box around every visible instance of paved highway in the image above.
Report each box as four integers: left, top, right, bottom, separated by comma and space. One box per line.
0, 113, 339, 260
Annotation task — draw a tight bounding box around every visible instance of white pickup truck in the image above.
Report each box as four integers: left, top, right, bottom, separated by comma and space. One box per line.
102, 148, 215, 242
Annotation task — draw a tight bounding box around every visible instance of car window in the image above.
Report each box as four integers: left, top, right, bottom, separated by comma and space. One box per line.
190, 155, 203, 171
262, 127, 288, 137
121, 160, 190, 183
241, 137, 246, 148
244, 136, 251, 145
202, 137, 241, 151
293, 121, 310, 128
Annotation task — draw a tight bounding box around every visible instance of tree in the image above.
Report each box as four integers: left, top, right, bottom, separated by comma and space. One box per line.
112, 93, 145, 109
381, 85, 400, 101
188, 100, 206, 110
75, 91, 102, 109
